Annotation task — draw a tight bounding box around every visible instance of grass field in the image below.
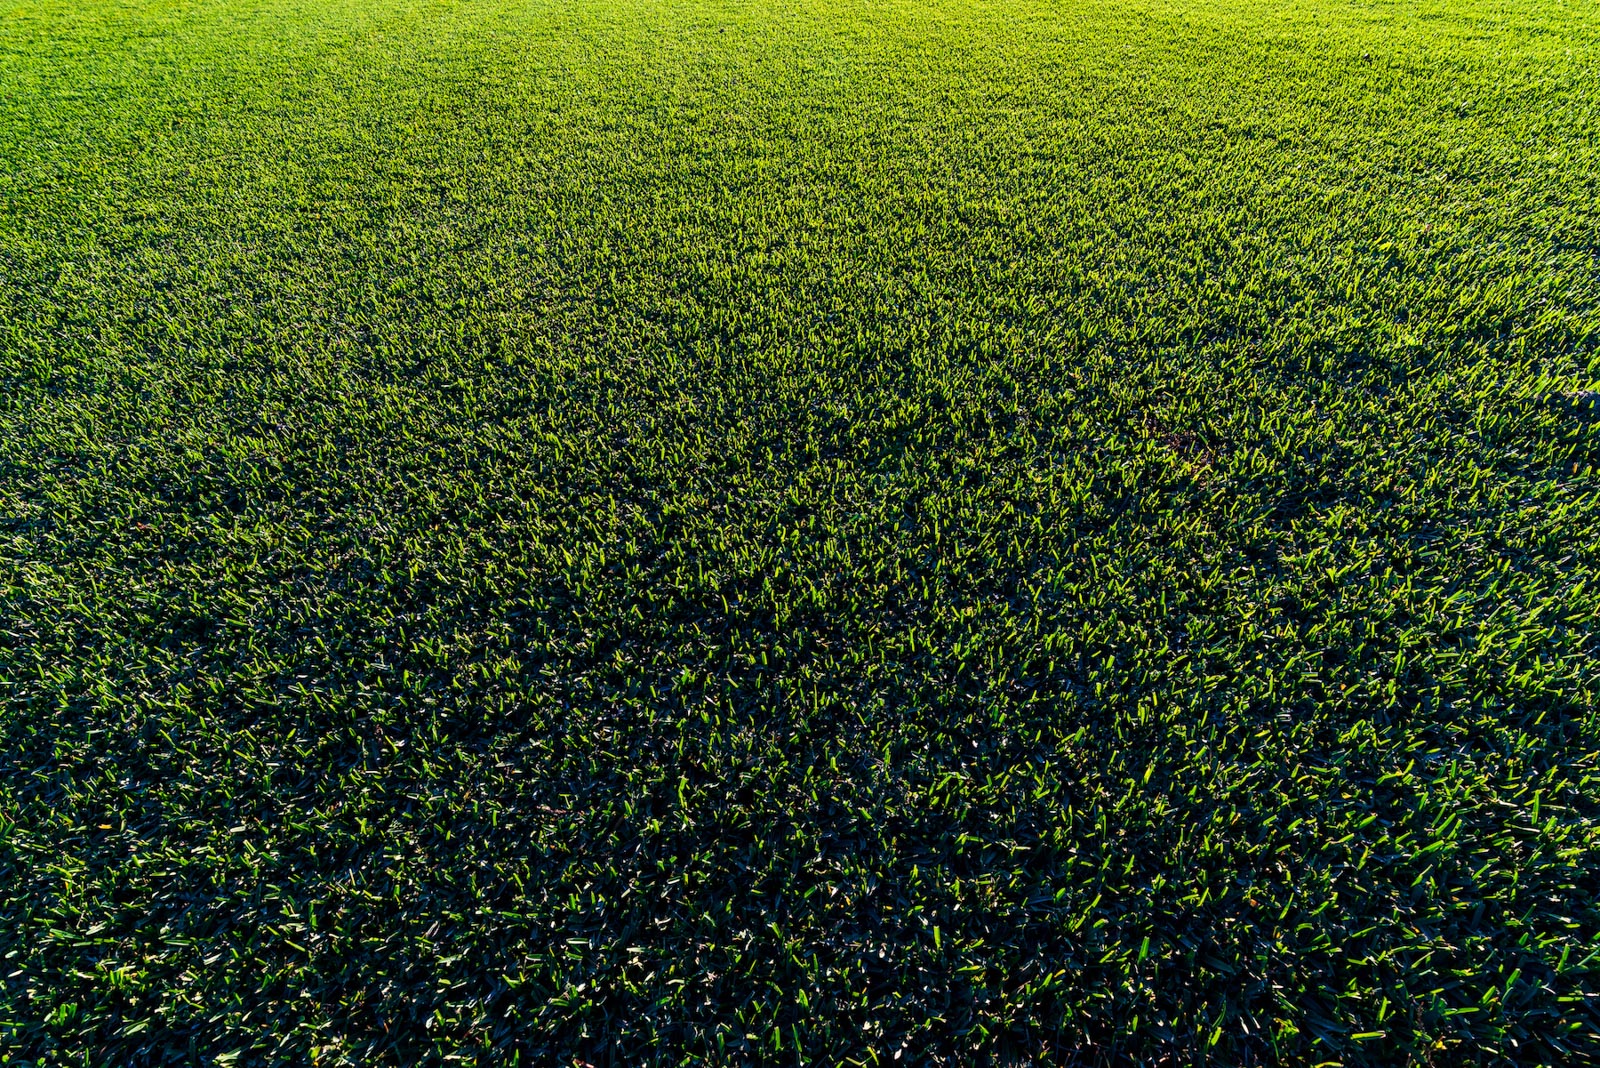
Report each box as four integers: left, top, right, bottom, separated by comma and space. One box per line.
2, 0, 1599, 1062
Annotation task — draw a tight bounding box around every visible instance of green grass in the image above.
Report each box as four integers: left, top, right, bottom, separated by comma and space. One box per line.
2, 0, 1599, 1062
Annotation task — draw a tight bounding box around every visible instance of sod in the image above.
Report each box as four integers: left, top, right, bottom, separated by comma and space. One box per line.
2, 0, 1599, 1062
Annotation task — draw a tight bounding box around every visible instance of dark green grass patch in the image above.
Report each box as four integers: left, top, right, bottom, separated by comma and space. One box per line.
2, 0, 1599, 1062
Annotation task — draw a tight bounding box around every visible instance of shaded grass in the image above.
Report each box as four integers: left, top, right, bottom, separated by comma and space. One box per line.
2, 0, 1599, 1062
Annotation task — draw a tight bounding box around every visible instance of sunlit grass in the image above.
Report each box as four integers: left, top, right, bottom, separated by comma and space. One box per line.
2, 0, 1598, 1062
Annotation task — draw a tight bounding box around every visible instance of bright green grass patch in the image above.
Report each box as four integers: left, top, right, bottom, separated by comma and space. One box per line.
2, 0, 1598, 1062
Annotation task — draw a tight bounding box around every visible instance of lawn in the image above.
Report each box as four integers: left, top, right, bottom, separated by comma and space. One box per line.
2, 0, 1598, 1062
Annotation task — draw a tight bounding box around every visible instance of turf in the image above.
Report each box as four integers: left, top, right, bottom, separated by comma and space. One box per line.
2, 0, 1599, 1062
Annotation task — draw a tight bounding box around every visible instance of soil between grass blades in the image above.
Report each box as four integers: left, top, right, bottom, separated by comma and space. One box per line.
2, 0, 1599, 1063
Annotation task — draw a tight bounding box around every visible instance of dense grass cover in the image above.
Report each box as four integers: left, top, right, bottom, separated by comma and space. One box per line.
2, 0, 1599, 1062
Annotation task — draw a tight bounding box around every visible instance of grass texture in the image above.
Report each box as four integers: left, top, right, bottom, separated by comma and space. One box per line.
3, 0, 1600, 1062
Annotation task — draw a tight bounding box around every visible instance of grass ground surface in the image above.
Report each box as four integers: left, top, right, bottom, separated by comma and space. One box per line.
2, 0, 1599, 1062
